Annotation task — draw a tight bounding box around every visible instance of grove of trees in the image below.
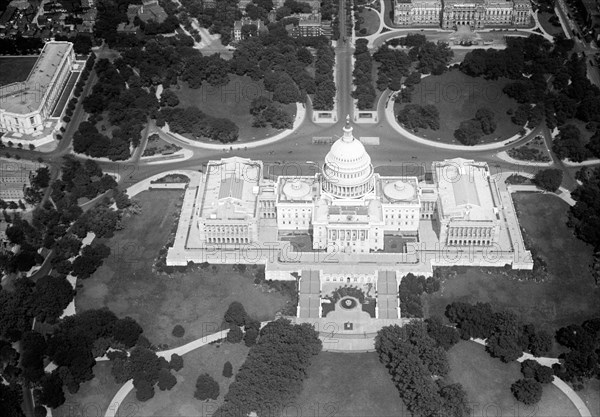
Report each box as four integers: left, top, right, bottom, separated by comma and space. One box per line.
376, 322, 470, 416
216, 319, 321, 417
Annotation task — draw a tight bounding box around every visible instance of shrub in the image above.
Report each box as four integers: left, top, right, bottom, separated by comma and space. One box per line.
224, 302, 247, 326
194, 373, 219, 401
511, 378, 542, 405
172, 325, 185, 338
222, 361, 233, 378
169, 353, 184, 371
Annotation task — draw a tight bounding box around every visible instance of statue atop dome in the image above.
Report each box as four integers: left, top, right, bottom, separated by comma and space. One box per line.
342, 114, 353, 142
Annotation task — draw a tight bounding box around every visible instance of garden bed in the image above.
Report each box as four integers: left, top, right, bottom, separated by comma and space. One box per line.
143, 133, 182, 157
507, 135, 552, 162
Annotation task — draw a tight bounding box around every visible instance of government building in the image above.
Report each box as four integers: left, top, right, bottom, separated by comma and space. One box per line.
0, 41, 75, 136
393, 0, 532, 28
166, 120, 532, 343
168, 119, 531, 270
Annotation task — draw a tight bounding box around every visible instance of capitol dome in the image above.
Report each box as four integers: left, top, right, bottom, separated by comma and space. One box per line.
322, 116, 375, 199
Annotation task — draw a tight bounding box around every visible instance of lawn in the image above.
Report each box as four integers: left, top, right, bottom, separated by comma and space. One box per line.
356, 8, 380, 36
143, 133, 182, 157
424, 193, 600, 338
122, 343, 249, 416
75, 190, 290, 347
538, 11, 566, 37
447, 340, 580, 417
52, 361, 122, 417
395, 69, 521, 145
174, 75, 297, 143
577, 378, 600, 417
0, 56, 38, 86
296, 352, 409, 417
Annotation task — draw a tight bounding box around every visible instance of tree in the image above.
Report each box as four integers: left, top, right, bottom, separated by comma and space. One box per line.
222, 361, 233, 378
244, 326, 259, 347
157, 368, 177, 391
553, 124, 589, 162
454, 119, 483, 146
170, 354, 184, 371
227, 325, 243, 343
160, 89, 180, 107
425, 316, 460, 350
533, 168, 563, 192
172, 325, 185, 338
475, 108, 497, 134
112, 317, 143, 348
133, 378, 155, 402
511, 378, 543, 405
31, 167, 50, 189
224, 302, 247, 326
31, 275, 75, 323
194, 373, 220, 400
0, 384, 25, 417
37, 372, 66, 409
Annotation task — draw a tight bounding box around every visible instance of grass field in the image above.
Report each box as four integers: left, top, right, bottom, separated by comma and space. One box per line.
448, 340, 580, 417
538, 11, 566, 37
0, 56, 38, 86
75, 190, 290, 346
424, 193, 600, 337
356, 8, 380, 36
577, 378, 600, 417
174, 75, 297, 143
295, 352, 409, 417
122, 343, 249, 416
52, 362, 122, 417
396, 69, 521, 144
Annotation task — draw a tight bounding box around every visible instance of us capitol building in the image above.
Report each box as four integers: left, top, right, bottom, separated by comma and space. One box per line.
167, 120, 532, 277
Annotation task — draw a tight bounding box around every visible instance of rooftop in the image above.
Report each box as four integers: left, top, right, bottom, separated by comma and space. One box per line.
377, 176, 420, 204
199, 157, 261, 220
434, 159, 497, 222
0, 41, 73, 115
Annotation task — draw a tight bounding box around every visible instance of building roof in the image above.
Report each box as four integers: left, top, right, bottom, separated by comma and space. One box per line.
278, 176, 316, 203
377, 176, 420, 204
0, 41, 73, 115
434, 158, 497, 222
199, 157, 261, 220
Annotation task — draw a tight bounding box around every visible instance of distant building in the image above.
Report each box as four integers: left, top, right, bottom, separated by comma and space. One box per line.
127, 0, 168, 24
393, 0, 532, 28
232, 17, 265, 41
294, 12, 322, 37
274, 0, 320, 12
0, 41, 75, 136
394, 0, 442, 26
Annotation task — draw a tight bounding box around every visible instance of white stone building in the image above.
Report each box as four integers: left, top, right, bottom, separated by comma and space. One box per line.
0, 41, 75, 135
393, 0, 532, 28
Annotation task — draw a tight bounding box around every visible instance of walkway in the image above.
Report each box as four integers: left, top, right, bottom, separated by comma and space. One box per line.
103, 322, 268, 417
502, 171, 576, 206
471, 338, 591, 417
157, 102, 306, 151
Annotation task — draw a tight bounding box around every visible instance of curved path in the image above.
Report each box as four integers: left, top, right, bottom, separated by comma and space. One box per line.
103, 322, 269, 417
157, 102, 306, 151
471, 339, 591, 417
